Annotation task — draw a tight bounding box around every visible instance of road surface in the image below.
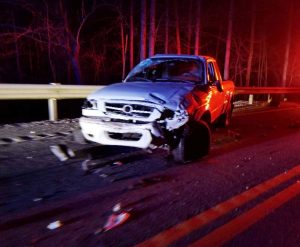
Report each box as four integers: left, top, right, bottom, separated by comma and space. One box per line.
1, 102, 300, 247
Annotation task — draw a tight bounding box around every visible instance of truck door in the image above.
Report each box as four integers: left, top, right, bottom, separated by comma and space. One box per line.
207, 61, 225, 122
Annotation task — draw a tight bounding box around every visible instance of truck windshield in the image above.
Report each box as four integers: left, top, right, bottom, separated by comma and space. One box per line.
125, 58, 204, 84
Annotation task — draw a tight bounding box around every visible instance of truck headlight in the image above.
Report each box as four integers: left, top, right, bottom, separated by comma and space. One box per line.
82, 99, 98, 110
161, 109, 175, 119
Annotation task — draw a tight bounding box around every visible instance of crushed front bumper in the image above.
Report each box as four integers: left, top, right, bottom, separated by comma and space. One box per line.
79, 117, 157, 149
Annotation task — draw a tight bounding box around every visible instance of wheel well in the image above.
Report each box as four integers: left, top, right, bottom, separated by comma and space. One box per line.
200, 111, 211, 125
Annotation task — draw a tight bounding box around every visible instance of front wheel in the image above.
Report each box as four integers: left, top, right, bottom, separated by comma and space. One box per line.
172, 120, 211, 163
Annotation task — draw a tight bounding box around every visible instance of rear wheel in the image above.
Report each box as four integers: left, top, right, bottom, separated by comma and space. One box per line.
172, 120, 211, 163
269, 94, 282, 107
218, 102, 233, 128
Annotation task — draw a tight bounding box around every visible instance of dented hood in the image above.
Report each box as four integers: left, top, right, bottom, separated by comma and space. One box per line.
89, 81, 196, 109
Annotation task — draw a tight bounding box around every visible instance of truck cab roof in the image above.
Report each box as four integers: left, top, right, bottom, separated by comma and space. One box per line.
151, 54, 215, 62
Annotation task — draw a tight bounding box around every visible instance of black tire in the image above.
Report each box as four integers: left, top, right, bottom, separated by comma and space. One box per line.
172, 120, 211, 163
269, 94, 282, 107
218, 102, 233, 128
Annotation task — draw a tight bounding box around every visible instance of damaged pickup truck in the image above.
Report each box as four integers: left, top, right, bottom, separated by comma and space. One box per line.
80, 54, 235, 162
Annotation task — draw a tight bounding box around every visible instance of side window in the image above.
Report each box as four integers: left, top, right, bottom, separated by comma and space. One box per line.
207, 62, 216, 83
213, 61, 222, 81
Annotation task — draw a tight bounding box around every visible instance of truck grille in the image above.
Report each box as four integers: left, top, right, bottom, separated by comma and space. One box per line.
108, 132, 142, 141
105, 103, 154, 118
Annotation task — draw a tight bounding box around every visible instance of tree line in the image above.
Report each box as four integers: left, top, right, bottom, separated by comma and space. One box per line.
0, 0, 298, 86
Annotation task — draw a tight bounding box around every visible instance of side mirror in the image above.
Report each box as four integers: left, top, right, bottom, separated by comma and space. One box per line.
214, 80, 223, 92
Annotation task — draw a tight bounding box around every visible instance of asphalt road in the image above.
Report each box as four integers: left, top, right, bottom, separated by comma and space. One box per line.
1, 102, 300, 247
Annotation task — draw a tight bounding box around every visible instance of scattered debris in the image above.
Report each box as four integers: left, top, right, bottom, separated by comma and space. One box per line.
242, 157, 252, 162
113, 203, 121, 212
148, 144, 158, 150
145, 148, 153, 154
94, 168, 104, 174
66, 147, 75, 158
227, 130, 241, 139
50, 145, 76, 161
82, 159, 91, 171
128, 176, 164, 190
30, 131, 36, 134
26, 156, 33, 159
158, 144, 170, 151
33, 198, 43, 202
82, 159, 99, 171
95, 203, 130, 235
113, 161, 123, 166
47, 220, 62, 230
50, 145, 69, 161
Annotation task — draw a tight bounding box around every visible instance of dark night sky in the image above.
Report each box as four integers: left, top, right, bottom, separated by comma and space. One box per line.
0, 0, 299, 86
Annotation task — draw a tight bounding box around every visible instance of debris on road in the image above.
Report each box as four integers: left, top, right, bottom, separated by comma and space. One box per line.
113, 161, 123, 166
50, 144, 76, 161
66, 147, 75, 158
99, 174, 108, 178
33, 198, 43, 202
95, 203, 130, 235
242, 156, 252, 162
128, 176, 164, 190
113, 203, 121, 212
50, 145, 69, 161
93, 168, 104, 174
227, 130, 241, 140
81, 159, 92, 171
47, 220, 62, 230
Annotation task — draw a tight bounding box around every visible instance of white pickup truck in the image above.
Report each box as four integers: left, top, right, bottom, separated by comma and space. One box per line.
80, 54, 234, 162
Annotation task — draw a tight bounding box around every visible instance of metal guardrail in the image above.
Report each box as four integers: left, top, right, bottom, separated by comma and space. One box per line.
0, 83, 102, 100
1, 84, 300, 120
235, 87, 300, 95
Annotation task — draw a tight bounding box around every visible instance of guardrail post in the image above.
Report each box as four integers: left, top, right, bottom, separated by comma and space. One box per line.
48, 98, 58, 121
268, 94, 271, 103
248, 94, 254, 105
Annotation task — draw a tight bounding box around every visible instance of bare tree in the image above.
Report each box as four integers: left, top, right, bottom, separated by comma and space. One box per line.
257, 37, 268, 87
282, 0, 293, 87
140, 0, 147, 61
224, 0, 234, 80
194, 1, 201, 55
148, 0, 156, 56
120, 17, 128, 80
44, 0, 56, 82
130, 0, 134, 68
245, 2, 256, 86
11, 12, 22, 82
187, 0, 193, 54
175, 1, 181, 54
164, 0, 169, 54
